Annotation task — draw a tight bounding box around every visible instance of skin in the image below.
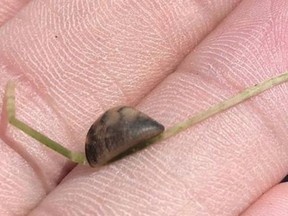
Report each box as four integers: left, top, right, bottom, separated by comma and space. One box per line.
0, 0, 288, 215
0, 0, 29, 26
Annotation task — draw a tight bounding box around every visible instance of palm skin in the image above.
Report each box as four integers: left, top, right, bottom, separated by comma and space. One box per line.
0, 0, 288, 215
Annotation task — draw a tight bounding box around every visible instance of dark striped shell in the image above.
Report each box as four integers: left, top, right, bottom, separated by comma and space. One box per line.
85, 106, 164, 167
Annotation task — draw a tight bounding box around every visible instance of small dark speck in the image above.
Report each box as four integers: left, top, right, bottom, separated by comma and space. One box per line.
55, 35, 58, 38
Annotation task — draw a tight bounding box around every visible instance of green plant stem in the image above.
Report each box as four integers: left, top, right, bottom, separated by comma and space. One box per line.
5, 81, 86, 164
144, 71, 288, 146
4, 71, 288, 166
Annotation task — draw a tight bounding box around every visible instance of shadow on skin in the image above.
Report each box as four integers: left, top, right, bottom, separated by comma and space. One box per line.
281, 175, 288, 182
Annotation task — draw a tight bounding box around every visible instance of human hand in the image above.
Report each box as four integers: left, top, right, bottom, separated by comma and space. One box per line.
0, 1, 288, 215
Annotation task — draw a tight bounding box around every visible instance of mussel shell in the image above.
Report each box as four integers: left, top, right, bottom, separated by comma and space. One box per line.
85, 106, 164, 166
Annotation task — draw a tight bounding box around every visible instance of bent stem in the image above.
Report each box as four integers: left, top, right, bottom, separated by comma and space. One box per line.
4, 71, 288, 166
4, 81, 86, 165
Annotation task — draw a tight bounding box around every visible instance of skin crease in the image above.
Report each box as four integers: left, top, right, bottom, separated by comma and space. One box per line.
0, 0, 242, 214
0, 0, 30, 26
0, 0, 287, 215
242, 183, 288, 215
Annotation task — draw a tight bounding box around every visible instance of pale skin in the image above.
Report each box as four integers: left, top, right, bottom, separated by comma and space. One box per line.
5, 72, 288, 166
0, 1, 288, 216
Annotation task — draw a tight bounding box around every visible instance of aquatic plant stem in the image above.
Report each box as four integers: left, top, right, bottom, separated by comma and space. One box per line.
4, 81, 86, 164
144, 72, 288, 146
4, 71, 288, 165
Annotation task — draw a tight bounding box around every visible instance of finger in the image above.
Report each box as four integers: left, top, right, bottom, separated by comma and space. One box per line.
29, 0, 288, 215
0, 0, 30, 26
241, 183, 288, 216
0, 0, 241, 215
0, 139, 45, 216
